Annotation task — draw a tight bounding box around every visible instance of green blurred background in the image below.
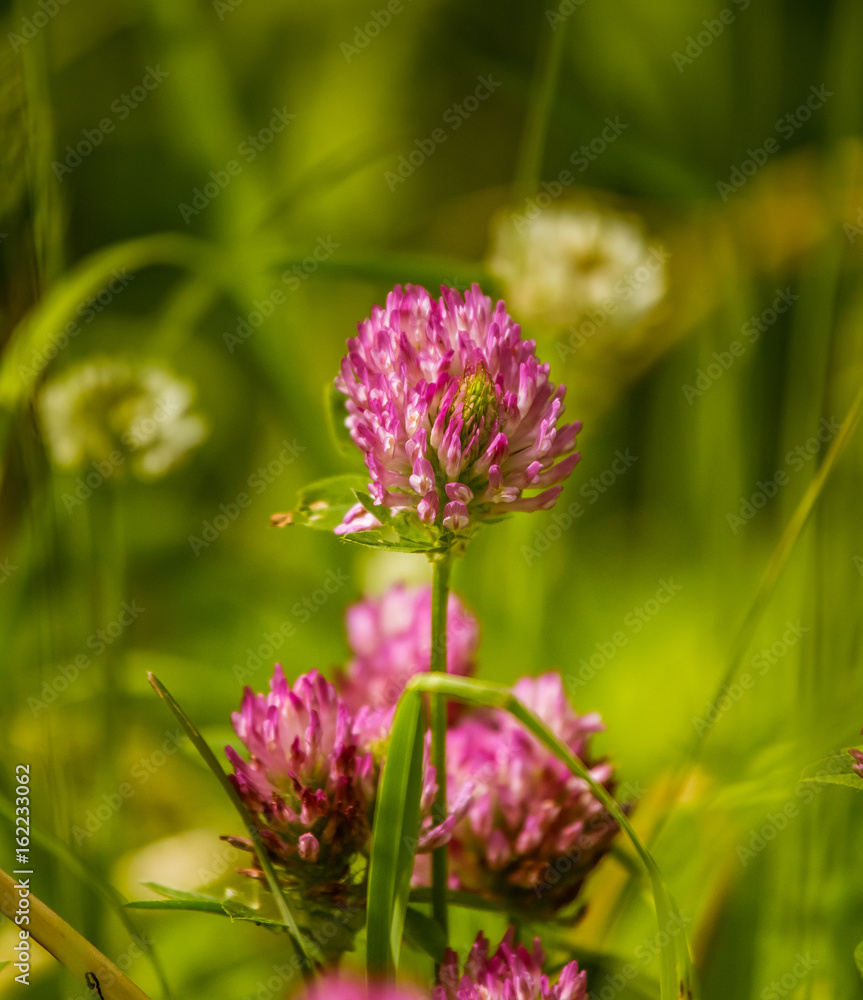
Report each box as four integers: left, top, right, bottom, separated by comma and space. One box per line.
2, 0, 863, 996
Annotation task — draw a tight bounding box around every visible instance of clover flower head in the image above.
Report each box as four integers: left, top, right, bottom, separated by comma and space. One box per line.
38, 359, 207, 479
434, 929, 587, 1000
440, 673, 619, 913
850, 745, 863, 779
337, 583, 478, 722
487, 207, 667, 328
226, 667, 375, 899
334, 284, 581, 538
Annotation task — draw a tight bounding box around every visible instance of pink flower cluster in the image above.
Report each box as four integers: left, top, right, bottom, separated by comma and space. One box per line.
309, 929, 585, 1000
335, 284, 581, 536
226, 668, 376, 899
433, 673, 618, 912
225, 587, 476, 899
435, 930, 587, 1000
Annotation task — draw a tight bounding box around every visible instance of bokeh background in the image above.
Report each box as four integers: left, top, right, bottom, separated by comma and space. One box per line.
2, 0, 863, 996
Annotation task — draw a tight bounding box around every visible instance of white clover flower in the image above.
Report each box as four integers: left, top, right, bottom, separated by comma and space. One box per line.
38, 359, 208, 480
487, 206, 667, 328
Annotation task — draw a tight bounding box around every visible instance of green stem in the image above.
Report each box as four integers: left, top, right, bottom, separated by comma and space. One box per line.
429, 551, 452, 949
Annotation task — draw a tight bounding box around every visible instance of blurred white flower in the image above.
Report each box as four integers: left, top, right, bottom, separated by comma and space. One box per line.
38, 359, 208, 480
487, 206, 667, 328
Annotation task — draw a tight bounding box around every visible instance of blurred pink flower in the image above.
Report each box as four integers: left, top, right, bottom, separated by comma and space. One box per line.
434, 929, 587, 1000
436, 673, 619, 913
337, 583, 478, 724
335, 283, 581, 537
307, 978, 425, 1000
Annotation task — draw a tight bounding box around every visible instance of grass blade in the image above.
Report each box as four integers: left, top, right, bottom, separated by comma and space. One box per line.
403, 906, 447, 964
365, 690, 426, 979
404, 673, 695, 1000
0, 867, 153, 999
0, 793, 173, 996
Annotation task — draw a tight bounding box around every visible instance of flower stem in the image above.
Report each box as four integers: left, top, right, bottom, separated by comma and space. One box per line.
429, 550, 452, 948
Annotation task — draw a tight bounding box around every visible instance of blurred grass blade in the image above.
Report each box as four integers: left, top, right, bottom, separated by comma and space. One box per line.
514, 10, 569, 201
0, 793, 173, 996
403, 906, 447, 964
0, 232, 221, 408
146, 672, 312, 969
366, 690, 426, 979
0, 867, 153, 999
404, 673, 695, 1000
697, 379, 863, 755
408, 887, 511, 913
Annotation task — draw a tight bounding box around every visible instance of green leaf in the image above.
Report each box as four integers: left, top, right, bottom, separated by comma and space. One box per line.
403, 673, 695, 1000
146, 674, 312, 968
855, 937, 863, 978
366, 691, 427, 979
127, 886, 293, 931
271, 474, 369, 532
800, 749, 863, 789
343, 494, 449, 554
403, 906, 447, 964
